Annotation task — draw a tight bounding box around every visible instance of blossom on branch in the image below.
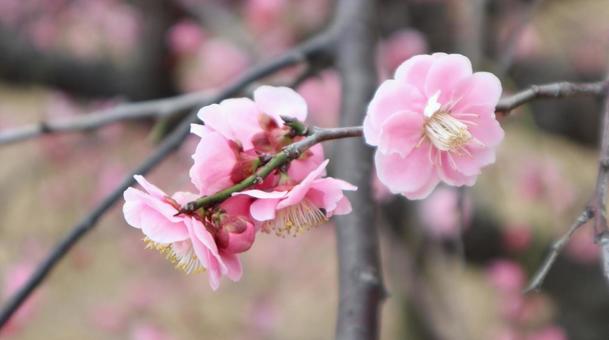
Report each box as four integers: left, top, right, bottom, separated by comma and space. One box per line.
364, 53, 504, 199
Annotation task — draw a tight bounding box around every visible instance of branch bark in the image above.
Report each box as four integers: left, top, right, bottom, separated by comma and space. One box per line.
331, 1, 385, 340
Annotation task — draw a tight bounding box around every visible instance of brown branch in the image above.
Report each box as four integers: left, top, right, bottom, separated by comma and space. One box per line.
0, 33, 334, 330
524, 207, 594, 293
496, 80, 608, 115
180, 126, 363, 213
331, 1, 384, 340
0, 92, 211, 145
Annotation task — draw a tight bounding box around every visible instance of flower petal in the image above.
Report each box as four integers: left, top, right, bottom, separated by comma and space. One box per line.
364, 79, 425, 146
378, 111, 425, 157
276, 160, 329, 209
249, 198, 280, 221
451, 72, 502, 112
424, 54, 472, 102
394, 54, 437, 90
189, 130, 237, 195
254, 85, 308, 122
374, 143, 434, 195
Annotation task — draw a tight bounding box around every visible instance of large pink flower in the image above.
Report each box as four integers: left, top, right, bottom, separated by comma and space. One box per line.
235, 160, 356, 236
364, 53, 504, 199
123, 175, 254, 290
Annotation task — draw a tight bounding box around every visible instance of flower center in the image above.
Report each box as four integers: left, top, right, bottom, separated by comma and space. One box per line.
423, 92, 472, 152
261, 199, 328, 237
144, 237, 205, 274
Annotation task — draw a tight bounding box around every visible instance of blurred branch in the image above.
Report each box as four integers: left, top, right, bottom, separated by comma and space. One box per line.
0, 92, 210, 145
0, 32, 336, 329
496, 80, 608, 115
495, 0, 544, 75
524, 208, 594, 293
180, 125, 363, 213
331, 0, 385, 339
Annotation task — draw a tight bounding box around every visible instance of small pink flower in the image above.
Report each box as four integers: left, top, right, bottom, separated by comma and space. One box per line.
502, 224, 533, 253
378, 29, 428, 78
167, 20, 206, 55
364, 53, 504, 199
123, 175, 254, 290
193, 85, 324, 186
418, 186, 471, 238
235, 160, 356, 236
486, 260, 525, 293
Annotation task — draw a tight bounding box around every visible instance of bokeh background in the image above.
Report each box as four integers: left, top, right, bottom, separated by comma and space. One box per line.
1, 0, 609, 339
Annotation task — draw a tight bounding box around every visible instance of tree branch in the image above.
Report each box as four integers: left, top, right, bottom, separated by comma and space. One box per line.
496, 80, 608, 115
0, 33, 334, 329
331, 1, 384, 340
181, 126, 363, 213
524, 207, 594, 293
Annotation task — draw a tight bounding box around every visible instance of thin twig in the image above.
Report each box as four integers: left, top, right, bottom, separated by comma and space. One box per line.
496, 80, 608, 115
0, 92, 210, 145
0, 33, 333, 329
524, 207, 594, 293
180, 126, 363, 213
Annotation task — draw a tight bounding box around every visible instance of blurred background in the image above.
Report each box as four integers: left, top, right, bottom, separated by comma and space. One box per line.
1, 0, 609, 339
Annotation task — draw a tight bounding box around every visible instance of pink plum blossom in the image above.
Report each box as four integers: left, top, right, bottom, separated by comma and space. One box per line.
486, 260, 525, 293
364, 53, 504, 199
298, 70, 341, 128
167, 20, 206, 55
378, 29, 428, 78
123, 175, 254, 290
192, 85, 325, 189
235, 160, 356, 236
418, 186, 471, 238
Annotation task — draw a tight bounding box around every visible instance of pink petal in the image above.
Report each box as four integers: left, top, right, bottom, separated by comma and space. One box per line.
451, 72, 502, 112
221, 252, 243, 282
235, 189, 288, 199
364, 79, 425, 146
424, 54, 472, 102
287, 143, 325, 182
468, 112, 505, 148
451, 147, 496, 176
308, 177, 355, 214
134, 175, 166, 199
189, 218, 220, 257
197, 98, 262, 150
139, 208, 189, 243
250, 198, 280, 221
374, 143, 435, 195
437, 151, 478, 186
378, 111, 425, 157
254, 85, 308, 122
402, 172, 440, 200
394, 54, 436, 90
225, 222, 256, 253
189, 130, 236, 195
333, 196, 353, 215
276, 160, 329, 209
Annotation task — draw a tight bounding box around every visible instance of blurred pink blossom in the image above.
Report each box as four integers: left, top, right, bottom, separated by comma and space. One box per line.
486, 260, 525, 293
418, 186, 471, 238
299, 70, 341, 128
130, 323, 175, 340
167, 20, 206, 55
182, 38, 250, 91
244, 0, 287, 34
526, 326, 567, 340
565, 227, 599, 264
88, 303, 128, 333
378, 29, 428, 78
502, 224, 533, 252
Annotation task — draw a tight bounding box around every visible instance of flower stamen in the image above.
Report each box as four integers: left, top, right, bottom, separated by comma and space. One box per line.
262, 199, 328, 237
144, 237, 205, 274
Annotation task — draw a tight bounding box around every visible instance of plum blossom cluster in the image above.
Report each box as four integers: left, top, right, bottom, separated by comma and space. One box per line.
123, 86, 355, 290
364, 53, 504, 199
